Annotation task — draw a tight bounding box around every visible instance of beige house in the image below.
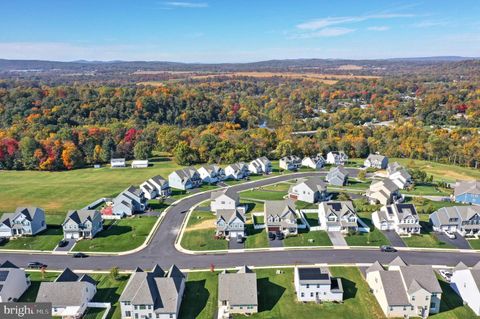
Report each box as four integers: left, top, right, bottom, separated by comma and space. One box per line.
366, 257, 442, 318
218, 266, 258, 318
367, 179, 401, 205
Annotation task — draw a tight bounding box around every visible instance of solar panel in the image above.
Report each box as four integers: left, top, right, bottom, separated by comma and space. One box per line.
0, 271, 9, 281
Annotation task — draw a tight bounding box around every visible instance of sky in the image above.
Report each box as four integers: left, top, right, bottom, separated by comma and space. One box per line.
1, 0, 479, 62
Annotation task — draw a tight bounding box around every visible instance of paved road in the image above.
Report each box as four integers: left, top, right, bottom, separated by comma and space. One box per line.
1, 169, 479, 271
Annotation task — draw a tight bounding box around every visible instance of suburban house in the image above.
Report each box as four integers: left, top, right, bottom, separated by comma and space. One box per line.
364, 154, 389, 169
294, 267, 343, 302
372, 203, 421, 235
215, 209, 246, 239
279, 155, 301, 171
168, 167, 202, 190
264, 200, 298, 236
454, 180, 480, 205
120, 265, 186, 319
113, 186, 147, 216
62, 210, 103, 239
110, 158, 126, 168
318, 201, 358, 233
288, 177, 328, 203
224, 162, 249, 180
388, 168, 413, 190
36, 268, 97, 319
301, 154, 326, 170
211, 188, 240, 213
430, 205, 480, 236
326, 151, 348, 165
0, 207, 46, 238
450, 261, 480, 316
0, 260, 30, 302
366, 257, 442, 318
198, 164, 225, 184
326, 166, 349, 186
131, 160, 149, 168
367, 179, 401, 205
140, 175, 171, 200
248, 157, 272, 174
387, 162, 403, 175
218, 266, 258, 318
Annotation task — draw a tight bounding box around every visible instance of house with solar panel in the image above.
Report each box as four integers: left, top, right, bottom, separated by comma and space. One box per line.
372, 203, 421, 235
36, 268, 97, 319
294, 267, 343, 302
119, 265, 186, 319
0, 260, 30, 302
0, 207, 46, 238
62, 210, 103, 239
318, 201, 358, 233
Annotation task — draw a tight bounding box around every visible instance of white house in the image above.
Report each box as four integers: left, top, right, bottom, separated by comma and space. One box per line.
62, 210, 103, 239
326, 166, 349, 186
140, 175, 171, 200
288, 177, 328, 203
0, 207, 46, 238
279, 155, 301, 171
367, 179, 401, 205
388, 168, 412, 190
131, 160, 149, 168
110, 158, 126, 168
224, 162, 249, 180
430, 205, 480, 237
120, 265, 185, 319
0, 260, 30, 302
450, 261, 480, 316
248, 157, 272, 175
36, 268, 97, 319
218, 266, 258, 317
326, 151, 348, 165
264, 200, 298, 236
112, 186, 147, 216
301, 154, 325, 170
215, 209, 246, 239
294, 267, 343, 302
372, 203, 421, 235
168, 167, 202, 190
364, 154, 389, 169
198, 164, 225, 184
318, 201, 358, 233
210, 188, 240, 213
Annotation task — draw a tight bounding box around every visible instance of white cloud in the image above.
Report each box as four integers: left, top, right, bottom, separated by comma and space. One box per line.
412, 20, 447, 28
162, 1, 208, 8
291, 27, 355, 39
296, 13, 414, 30
367, 26, 390, 31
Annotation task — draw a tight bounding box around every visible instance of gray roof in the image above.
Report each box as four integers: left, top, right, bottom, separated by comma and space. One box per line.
453, 262, 468, 271
280, 155, 301, 162
330, 165, 348, 176
297, 177, 327, 192
367, 154, 387, 162
399, 265, 442, 294
217, 209, 245, 225
264, 200, 297, 227
126, 185, 143, 197
64, 209, 99, 225
389, 256, 407, 267
172, 167, 199, 181
378, 271, 411, 306
0, 261, 18, 269
390, 168, 411, 180
430, 206, 480, 226
218, 266, 257, 306
257, 156, 271, 165
151, 175, 168, 186
454, 180, 480, 197
1, 207, 44, 227
211, 188, 239, 202
387, 162, 403, 174
320, 201, 356, 219
200, 164, 222, 174
371, 179, 399, 193
391, 203, 419, 221
226, 162, 247, 173
366, 261, 384, 274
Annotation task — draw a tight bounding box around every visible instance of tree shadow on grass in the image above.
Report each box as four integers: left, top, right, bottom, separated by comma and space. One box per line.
439, 280, 464, 313
179, 279, 209, 319
339, 277, 358, 301
257, 278, 286, 312
97, 225, 132, 237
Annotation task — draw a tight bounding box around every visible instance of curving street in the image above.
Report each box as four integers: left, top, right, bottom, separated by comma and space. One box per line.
1, 169, 479, 271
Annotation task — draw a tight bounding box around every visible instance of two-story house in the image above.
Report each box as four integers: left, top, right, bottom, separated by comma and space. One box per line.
264, 200, 298, 236
113, 186, 147, 217
248, 157, 272, 175
224, 162, 249, 180
454, 180, 480, 205
168, 167, 202, 190
140, 175, 171, 200
279, 155, 301, 171
210, 188, 240, 213
318, 201, 358, 233
288, 177, 328, 203
36, 268, 97, 319
294, 267, 343, 302
218, 266, 258, 318
62, 210, 103, 239
0, 207, 46, 238
215, 209, 246, 239
430, 205, 480, 236
326, 166, 349, 186
372, 203, 421, 235
198, 164, 225, 184
301, 154, 325, 170
388, 168, 413, 190
0, 260, 30, 302
366, 257, 442, 318
367, 179, 401, 205
326, 151, 348, 165
364, 154, 389, 169
119, 265, 186, 319
450, 261, 480, 316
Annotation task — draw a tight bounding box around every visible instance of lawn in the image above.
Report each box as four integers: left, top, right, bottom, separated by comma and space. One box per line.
186, 211, 215, 228
295, 201, 318, 210
304, 212, 319, 227
283, 229, 332, 247
262, 182, 292, 192
245, 225, 269, 249
392, 158, 480, 182
404, 197, 466, 215
243, 200, 264, 213
403, 183, 451, 196
402, 221, 454, 249
240, 190, 286, 201
345, 213, 390, 247
253, 215, 265, 225
179, 271, 219, 319
0, 227, 63, 251
328, 180, 371, 192
73, 216, 157, 252
468, 239, 480, 250
181, 228, 228, 251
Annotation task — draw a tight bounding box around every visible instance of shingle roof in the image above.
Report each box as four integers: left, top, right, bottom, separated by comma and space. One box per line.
367, 154, 387, 163
398, 265, 442, 294
389, 256, 407, 267
378, 271, 411, 306
217, 209, 245, 226
211, 188, 239, 202
64, 210, 99, 225
430, 206, 480, 226
0, 260, 18, 269
454, 180, 480, 197
453, 262, 468, 271
301, 177, 327, 192
218, 267, 257, 306
56, 268, 79, 282
151, 175, 168, 186
366, 261, 384, 274
264, 200, 297, 227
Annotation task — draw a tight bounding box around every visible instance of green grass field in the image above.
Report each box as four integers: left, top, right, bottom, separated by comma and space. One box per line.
73, 216, 157, 252
392, 158, 480, 182
403, 183, 451, 196
180, 210, 228, 251
304, 212, 319, 227
178, 271, 220, 319
240, 190, 287, 201
345, 212, 390, 247
245, 225, 269, 249
468, 239, 480, 250
432, 278, 479, 318
283, 230, 332, 247
0, 227, 63, 251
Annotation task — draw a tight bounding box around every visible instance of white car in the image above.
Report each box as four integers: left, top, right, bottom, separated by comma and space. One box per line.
439, 269, 453, 282
445, 231, 456, 239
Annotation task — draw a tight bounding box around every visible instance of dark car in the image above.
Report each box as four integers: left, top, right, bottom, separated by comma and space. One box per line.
73, 252, 89, 258
58, 240, 69, 248
268, 232, 276, 241
0, 237, 8, 245
380, 245, 397, 252
27, 262, 47, 269
236, 234, 244, 244
275, 231, 284, 240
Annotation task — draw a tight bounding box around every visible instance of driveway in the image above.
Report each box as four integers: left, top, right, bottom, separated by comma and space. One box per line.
435, 232, 471, 249
381, 230, 406, 247
269, 236, 284, 248
328, 231, 348, 246
54, 239, 76, 252
228, 239, 244, 250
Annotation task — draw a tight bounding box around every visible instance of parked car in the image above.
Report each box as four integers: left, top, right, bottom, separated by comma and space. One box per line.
439, 269, 453, 282
445, 231, 456, 239
27, 262, 47, 269
380, 245, 397, 252
275, 231, 284, 240
268, 232, 276, 241
236, 234, 244, 244
72, 252, 89, 258
58, 240, 69, 248
0, 237, 8, 245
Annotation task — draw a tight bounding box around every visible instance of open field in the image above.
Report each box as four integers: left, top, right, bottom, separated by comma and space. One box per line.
181, 211, 227, 251
73, 216, 157, 252
240, 190, 286, 201
392, 158, 480, 182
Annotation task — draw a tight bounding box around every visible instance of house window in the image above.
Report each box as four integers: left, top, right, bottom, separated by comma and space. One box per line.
135, 314, 138, 319
125, 311, 131, 317
310, 293, 314, 297
430, 302, 436, 309
301, 293, 304, 297
139, 305, 146, 310
412, 296, 415, 301
425, 296, 429, 300
306, 284, 309, 288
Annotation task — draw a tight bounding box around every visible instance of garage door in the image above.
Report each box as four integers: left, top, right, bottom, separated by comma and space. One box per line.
268, 227, 280, 232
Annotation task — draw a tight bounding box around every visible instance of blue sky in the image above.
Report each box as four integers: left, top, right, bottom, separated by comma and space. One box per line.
1, 0, 479, 62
